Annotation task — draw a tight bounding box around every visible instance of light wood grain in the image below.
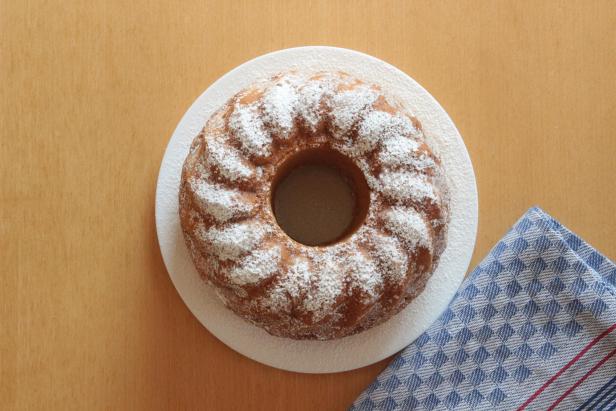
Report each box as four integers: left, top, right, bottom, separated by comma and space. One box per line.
2, 1, 615, 410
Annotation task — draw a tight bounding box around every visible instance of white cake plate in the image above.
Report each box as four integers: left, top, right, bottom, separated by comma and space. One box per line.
155, 46, 478, 373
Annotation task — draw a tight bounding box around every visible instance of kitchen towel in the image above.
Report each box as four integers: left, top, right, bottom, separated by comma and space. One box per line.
352, 207, 616, 410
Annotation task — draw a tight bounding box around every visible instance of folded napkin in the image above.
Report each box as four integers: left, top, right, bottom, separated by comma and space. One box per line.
352, 207, 616, 410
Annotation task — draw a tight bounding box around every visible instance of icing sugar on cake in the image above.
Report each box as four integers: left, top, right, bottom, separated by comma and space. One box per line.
366, 229, 409, 283
197, 221, 270, 262
179, 70, 450, 340
296, 79, 332, 130
382, 206, 433, 250
204, 136, 255, 182
229, 246, 282, 285
378, 135, 421, 167
377, 170, 437, 203
261, 79, 299, 138
189, 177, 254, 223
229, 101, 272, 157
329, 85, 379, 136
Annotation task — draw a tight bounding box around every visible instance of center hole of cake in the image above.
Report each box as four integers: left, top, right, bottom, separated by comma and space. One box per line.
271, 147, 370, 247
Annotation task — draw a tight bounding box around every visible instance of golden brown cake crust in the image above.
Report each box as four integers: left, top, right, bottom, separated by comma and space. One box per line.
179, 71, 449, 340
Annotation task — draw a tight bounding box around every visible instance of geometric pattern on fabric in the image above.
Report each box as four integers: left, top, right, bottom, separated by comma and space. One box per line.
351, 207, 616, 410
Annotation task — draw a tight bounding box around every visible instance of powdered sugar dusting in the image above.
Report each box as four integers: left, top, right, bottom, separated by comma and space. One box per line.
205, 136, 255, 182
198, 221, 270, 262
180, 70, 449, 340
383, 207, 432, 251
377, 170, 436, 203
296, 77, 335, 130
267, 258, 312, 311
344, 250, 381, 300
189, 177, 254, 222
367, 230, 409, 284
379, 135, 421, 167
352, 111, 417, 156
229, 103, 272, 157
304, 251, 345, 320
329, 85, 378, 137
261, 80, 299, 138
229, 246, 281, 285
265, 242, 383, 322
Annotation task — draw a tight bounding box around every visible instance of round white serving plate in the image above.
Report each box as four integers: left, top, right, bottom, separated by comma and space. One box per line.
155, 46, 478, 373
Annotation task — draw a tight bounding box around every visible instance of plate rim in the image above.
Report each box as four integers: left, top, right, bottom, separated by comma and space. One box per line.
155, 46, 478, 373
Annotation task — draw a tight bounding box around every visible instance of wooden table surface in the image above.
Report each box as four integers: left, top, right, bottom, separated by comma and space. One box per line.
2, 1, 615, 410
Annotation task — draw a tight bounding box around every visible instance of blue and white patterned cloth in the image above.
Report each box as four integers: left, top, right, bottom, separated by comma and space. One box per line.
352, 207, 616, 410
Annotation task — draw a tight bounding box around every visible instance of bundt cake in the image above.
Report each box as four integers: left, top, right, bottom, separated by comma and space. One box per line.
179, 71, 450, 340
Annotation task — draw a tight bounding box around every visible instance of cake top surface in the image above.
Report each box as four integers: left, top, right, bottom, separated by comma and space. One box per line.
179, 70, 449, 339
